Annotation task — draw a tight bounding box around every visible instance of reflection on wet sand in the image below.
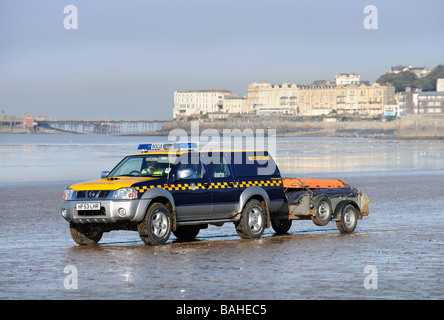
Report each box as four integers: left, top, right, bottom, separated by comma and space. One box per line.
0, 136, 443, 299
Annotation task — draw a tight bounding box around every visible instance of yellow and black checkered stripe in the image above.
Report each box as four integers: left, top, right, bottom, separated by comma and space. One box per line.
135, 179, 282, 194
236, 180, 282, 188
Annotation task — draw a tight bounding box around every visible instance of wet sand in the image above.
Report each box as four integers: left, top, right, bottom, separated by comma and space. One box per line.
0, 172, 443, 300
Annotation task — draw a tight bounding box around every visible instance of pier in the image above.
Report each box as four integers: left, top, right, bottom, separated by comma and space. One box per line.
0, 112, 169, 134
39, 119, 168, 134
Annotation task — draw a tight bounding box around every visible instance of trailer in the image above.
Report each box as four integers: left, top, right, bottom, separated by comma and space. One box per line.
271, 178, 370, 234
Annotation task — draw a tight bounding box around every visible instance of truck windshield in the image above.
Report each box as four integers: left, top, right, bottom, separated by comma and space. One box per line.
108, 154, 172, 177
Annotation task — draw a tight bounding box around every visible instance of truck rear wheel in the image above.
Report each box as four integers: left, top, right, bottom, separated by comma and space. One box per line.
138, 202, 172, 245
236, 199, 266, 239
271, 219, 292, 234
173, 225, 200, 242
311, 196, 332, 226
69, 222, 103, 245
336, 204, 357, 233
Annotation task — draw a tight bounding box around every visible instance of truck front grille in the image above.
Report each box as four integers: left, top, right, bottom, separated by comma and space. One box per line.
76, 191, 110, 199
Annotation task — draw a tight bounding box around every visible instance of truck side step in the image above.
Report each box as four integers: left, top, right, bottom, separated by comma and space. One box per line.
176, 214, 241, 227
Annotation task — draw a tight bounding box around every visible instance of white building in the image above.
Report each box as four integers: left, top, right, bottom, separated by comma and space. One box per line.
335, 73, 361, 86
417, 92, 444, 115
247, 81, 299, 115
437, 78, 444, 92
398, 79, 444, 115
388, 64, 431, 78
222, 97, 248, 114
173, 89, 236, 118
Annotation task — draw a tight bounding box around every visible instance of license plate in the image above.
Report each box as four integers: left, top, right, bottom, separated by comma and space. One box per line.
76, 203, 101, 210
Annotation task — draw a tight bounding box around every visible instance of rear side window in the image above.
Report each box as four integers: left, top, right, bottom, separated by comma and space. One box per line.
230, 151, 280, 177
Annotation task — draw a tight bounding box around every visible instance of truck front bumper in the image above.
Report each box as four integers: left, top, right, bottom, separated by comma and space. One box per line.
61, 199, 150, 224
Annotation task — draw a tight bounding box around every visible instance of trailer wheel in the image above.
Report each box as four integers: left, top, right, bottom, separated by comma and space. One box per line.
138, 202, 172, 245
69, 222, 103, 245
336, 204, 357, 233
271, 219, 292, 234
236, 199, 266, 239
311, 196, 332, 226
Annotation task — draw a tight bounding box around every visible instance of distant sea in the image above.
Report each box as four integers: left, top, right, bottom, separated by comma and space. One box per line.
1, 133, 443, 183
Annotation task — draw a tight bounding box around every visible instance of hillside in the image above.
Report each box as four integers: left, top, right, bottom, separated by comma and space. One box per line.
376, 64, 444, 92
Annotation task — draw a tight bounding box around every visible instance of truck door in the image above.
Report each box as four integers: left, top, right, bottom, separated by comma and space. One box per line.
170, 152, 213, 221
202, 152, 238, 219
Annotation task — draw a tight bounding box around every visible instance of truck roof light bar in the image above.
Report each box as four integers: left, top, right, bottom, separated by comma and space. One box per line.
137, 143, 198, 152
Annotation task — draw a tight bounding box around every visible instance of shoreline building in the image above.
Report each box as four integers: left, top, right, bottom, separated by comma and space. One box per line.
172, 74, 396, 118
437, 79, 444, 92
398, 85, 421, 116
298, 83, 337, 115
247, 77, 395, 116
222, 96, 248, 114
246, 81, 299, 115
417, 92, 444, 115
398, 79, 444, 116
173, 89, 237, 118
335, 83, 395, 116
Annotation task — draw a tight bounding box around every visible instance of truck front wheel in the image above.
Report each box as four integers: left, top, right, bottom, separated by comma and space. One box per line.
138, 202, 172, 245
69, 222, 103, 245
236, 199, 266, 239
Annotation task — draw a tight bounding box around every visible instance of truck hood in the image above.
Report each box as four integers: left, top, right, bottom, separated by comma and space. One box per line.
69, 176, 160, 191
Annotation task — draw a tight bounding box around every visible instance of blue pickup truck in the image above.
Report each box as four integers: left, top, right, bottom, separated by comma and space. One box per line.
61, 143, 369, 245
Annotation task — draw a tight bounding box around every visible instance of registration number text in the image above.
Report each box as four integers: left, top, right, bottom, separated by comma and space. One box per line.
76, 203, 101, 210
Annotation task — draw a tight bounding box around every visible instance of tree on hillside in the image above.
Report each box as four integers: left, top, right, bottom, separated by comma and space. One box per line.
415, 64, 444, 91
376, 71, 418, 92
376, 65, 444, 92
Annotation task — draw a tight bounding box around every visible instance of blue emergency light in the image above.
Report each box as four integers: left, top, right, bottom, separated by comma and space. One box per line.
173, 143, 198, 150
137, 142, 198, 152
137, 143, 171, 151
138, 144, 152, 151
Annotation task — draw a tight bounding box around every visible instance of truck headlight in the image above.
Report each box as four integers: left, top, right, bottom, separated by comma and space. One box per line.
63, 188, 74, 200
113, 187, 138, 200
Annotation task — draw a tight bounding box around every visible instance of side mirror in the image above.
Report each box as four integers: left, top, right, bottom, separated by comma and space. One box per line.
101, 171, 110, 179
176, 168, 192, 180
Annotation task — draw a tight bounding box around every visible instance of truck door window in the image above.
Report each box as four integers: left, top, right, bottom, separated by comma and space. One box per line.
176, 153, 204, 179
206, 153, 229, 179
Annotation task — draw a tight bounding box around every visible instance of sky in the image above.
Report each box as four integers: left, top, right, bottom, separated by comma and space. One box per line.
0, 0, 443, 120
